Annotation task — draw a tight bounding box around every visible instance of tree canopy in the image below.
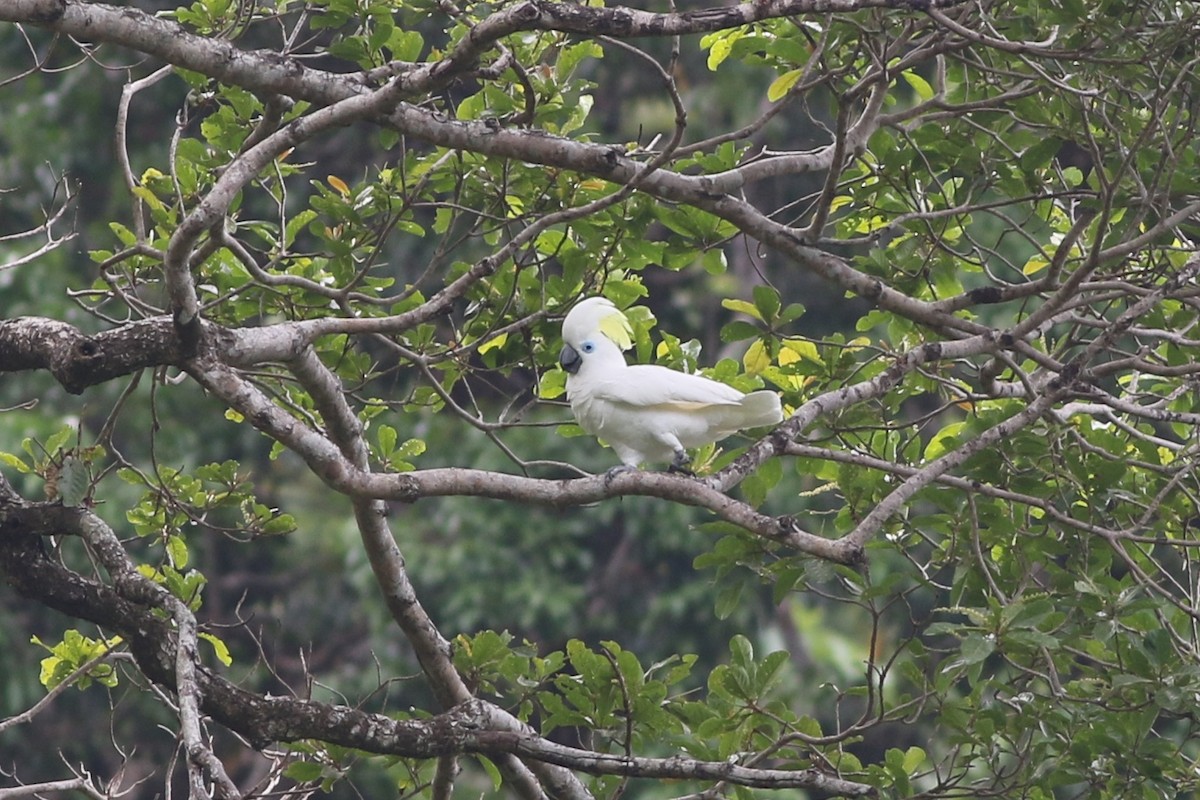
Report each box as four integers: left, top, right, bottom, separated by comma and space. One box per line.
1, 0, 1199, 797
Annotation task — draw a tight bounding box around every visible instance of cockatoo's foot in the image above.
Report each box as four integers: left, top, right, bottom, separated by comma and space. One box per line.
603, 464, 638, 486
668, 449, 694, 476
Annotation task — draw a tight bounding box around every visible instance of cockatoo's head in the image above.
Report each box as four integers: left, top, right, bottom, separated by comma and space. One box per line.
558, 296, 634, 375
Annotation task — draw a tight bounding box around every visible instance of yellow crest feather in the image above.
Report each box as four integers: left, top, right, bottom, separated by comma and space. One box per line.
598, 307, 634, 351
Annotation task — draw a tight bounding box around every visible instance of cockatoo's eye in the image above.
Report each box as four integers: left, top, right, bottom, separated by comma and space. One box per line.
581, 341, 596, 353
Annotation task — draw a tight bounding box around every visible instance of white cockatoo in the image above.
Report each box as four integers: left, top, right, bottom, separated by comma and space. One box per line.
558, 296, 784, 471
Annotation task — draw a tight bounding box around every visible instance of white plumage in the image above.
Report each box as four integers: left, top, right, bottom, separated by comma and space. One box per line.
558, 297, 784, 470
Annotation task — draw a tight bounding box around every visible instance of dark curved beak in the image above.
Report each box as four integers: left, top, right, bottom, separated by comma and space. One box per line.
559, 344, 581, 374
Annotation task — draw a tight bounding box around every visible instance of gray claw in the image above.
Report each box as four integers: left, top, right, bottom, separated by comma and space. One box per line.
603, 464, 637, 486
668, 449, 694, 476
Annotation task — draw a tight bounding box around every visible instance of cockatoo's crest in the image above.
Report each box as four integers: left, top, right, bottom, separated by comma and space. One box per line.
562, 296, 634, 351
598, 310, 633, 351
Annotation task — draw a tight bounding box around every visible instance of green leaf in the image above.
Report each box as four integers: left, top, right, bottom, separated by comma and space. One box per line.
261, 513, 297, 535
33, 631, 122, 690
57, 455, 89, 507
476, 756, 503, 791
721, 320, 762, 343
396, 438, 426, 459
388, 29, 424, 61
924, 420, 966, 460
958, 633, 995, 665
284, 761, 326, 783
903, 746, 926, 772
377, 424, 398, 456
728, 634, 753, 667
752, 285, 781, 322
44, 426, 73, 456
702, 248, 727, 274
556, 40, 603, 80
755, 650, 789, 695
714, 580, 744, 620
130, 184, 165, 212
1019, 136, 1063, 171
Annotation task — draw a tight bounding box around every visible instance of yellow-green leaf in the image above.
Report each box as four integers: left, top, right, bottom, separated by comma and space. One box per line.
199, 632, 233, 667
704, 30, 742, 71
539, 369, 567, 400
924, 420, 965, 460
0, 451, 30, 473
782, 337, 823, 365
743, 340, 771, 375
1022, 255, 1050, 275
721, 298, 763, 321
903, 746, 927, 772
478, 332, 508, 354
327, 175, 349, 195
767, 68, 803, 102
902, 70, 935, 101
166, 535, 189, 569
130, 185, 164, 212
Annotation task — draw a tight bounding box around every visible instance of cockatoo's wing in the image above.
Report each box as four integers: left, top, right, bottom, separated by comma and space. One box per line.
586, 364, 746, 407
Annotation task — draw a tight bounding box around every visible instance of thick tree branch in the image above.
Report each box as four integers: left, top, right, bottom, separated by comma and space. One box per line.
0, 317, 196, 394
523, 0, 965, 38
0, 777, 108, 800
470, 727, 875, 795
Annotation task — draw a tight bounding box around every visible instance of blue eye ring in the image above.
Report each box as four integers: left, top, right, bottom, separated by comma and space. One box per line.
581, 341, 596, 353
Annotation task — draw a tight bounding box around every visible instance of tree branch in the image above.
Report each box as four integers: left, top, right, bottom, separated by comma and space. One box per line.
0, 317, 195, 394
469, 726, 875, 796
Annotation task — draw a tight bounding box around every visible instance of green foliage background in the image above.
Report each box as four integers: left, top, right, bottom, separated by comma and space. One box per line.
1, 0, 1200, 797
